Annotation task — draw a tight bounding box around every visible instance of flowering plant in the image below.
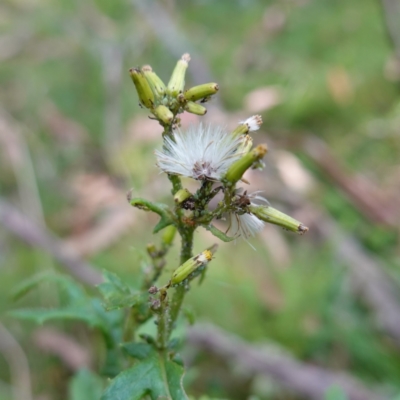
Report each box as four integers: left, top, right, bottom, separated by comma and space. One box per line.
11, 54, 307, 399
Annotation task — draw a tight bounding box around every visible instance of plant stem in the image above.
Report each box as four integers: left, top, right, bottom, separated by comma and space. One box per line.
167, 226, 194, 338
156, 300, 169, 350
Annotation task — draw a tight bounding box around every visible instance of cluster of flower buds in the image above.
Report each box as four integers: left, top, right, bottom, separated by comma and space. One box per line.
129, 54, 219, 127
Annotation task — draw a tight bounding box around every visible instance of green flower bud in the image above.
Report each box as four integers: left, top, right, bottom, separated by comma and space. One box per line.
231, 115, 263, 138
249, 205, 309, 234
185, 101, 207, 115
184, 83, 219, 102
174, 188, 192, 204
167, 53, 190, 97
170, 249, 213, 287
142, 65, 166, 100
224, 144, 268, 184
129, 68, 155, 109
153, 105, 174, 125
161, 225, 177, 246
146, 243, 158, 257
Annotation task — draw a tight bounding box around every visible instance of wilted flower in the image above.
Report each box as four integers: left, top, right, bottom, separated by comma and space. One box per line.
226, 212, 265, 240
155, 124, 245, 181
226, 190, 269, 240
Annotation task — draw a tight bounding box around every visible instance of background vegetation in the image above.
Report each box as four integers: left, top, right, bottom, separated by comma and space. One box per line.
1, 0, 400, 399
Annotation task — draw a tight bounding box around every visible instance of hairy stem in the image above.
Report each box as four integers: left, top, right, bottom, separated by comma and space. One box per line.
156, 300, 169, 350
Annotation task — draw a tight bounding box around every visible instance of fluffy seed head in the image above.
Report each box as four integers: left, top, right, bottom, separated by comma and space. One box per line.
155, 124, 246, 181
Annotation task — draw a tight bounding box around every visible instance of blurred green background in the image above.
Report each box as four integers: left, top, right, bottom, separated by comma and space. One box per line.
1, 0, 400, 399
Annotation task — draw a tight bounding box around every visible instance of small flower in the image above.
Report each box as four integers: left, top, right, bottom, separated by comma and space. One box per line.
155, 124, 245, 181
232, 115, 263, 137
239, 115, 263, 132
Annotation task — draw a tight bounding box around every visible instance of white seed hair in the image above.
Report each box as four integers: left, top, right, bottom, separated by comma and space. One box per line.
227, 212, 265, 240
226, 191, 269, 241
239, 115, 263, 132
155, 124, 245, 181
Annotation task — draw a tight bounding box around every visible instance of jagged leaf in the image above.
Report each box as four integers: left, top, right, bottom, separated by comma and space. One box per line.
69, 369, 103, 400
204, 224, 235, 242
97, 270, 147, 311
101, 349, 188, 400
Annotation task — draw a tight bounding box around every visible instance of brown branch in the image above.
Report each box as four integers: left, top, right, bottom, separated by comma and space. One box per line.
302, 136, 398, 227
309, 208, 400, 343
0, 198, 102, 285
187, 324, 387, 400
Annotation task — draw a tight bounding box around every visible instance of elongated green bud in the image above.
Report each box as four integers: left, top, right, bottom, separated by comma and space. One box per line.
224, 144, 268, 184
167, 53, 190, 97
142, 65, 166, 99
153, 105, 174, 125
185, 101, 207, 115
184, 83, 219, 102
249, 205, 309, 234
161, 225, 176, 246
129, 68, 154, 109
231, 115, 263, 138
174, 188, 192, 204
170, 249, 213, 286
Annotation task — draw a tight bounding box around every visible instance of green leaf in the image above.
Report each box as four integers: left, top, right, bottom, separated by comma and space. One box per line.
153, 215, 173, 234
11, 272, 86, 302
101, 349, 188, 400
69, 369, 103, 400
9, 307, 100, 326
129, 197, 174, 234
9, 274, 107, 329
182, 307, 196, 325
97, 271, 147, 311
204, 224, 235, 242
122, 342, 152, 360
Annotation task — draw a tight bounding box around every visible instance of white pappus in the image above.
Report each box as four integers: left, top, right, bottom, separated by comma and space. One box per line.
155, 124, 246, 181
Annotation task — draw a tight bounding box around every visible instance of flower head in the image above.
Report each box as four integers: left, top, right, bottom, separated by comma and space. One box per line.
226, 212, 265, 240
155, 124, 245, 181
239, 115, 263, 132
226, 190, 269, 240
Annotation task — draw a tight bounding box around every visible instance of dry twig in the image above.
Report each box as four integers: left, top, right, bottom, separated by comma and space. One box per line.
188, 324, 386, 400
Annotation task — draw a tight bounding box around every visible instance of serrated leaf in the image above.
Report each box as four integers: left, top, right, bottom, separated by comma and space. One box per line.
69, 369, 103, 400
204, 224, 235, 242
122, 342, 152, 360
101, 349, 188, 400
97, 270, 147, 311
